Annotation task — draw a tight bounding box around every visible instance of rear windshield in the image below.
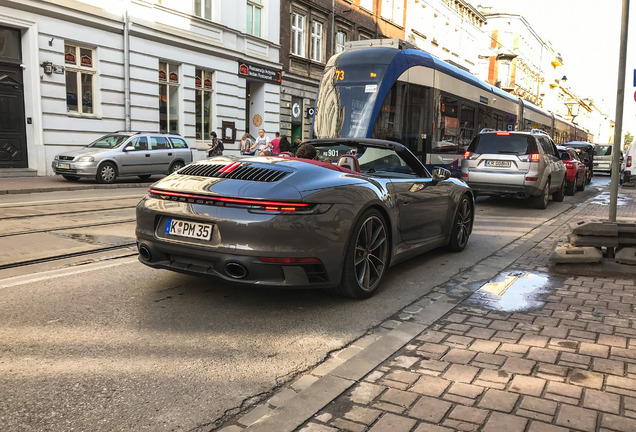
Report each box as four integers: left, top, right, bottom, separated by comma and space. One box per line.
594, 145, 612, 156
468, 134, 538, 155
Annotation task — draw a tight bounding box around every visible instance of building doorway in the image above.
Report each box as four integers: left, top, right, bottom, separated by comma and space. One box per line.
0, 25, 27, 168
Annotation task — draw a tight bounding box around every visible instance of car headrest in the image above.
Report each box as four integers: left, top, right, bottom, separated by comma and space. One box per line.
338, 155, 360, 172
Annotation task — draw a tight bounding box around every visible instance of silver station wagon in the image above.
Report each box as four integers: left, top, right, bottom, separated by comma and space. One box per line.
461, 129, 567, 209
52, 132, 193, 183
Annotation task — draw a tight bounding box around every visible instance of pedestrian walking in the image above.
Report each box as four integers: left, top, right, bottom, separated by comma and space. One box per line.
206, 131, 223, 157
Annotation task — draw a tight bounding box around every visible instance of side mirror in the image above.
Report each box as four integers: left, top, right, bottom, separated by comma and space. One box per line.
124, 146, 135, 152
432, 166, 451, 182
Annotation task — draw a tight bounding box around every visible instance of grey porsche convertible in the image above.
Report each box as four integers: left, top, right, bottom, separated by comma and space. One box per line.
135, 139, 474, 299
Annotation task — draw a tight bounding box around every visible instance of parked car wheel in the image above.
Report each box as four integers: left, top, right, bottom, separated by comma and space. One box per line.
577, 174, 585, 191
62, 175, 80, 182
447, 195, 473, 252
336, 209, 389, 299
96, 162, 117, 184
552, 177, 566, 202
169, 161, 185, 174
566, 180, 576, 196
532, 181, 550, 209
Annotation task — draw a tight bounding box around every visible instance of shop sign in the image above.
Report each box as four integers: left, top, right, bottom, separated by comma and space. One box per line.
81, 55, 92, 68
65, 52, 76, 64
238, 62, 281, 84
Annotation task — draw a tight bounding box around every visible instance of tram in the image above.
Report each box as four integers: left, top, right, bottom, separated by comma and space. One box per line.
311, 39, 589, 176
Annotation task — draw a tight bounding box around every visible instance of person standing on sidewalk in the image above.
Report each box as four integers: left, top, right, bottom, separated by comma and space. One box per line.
270, 132, 281, 155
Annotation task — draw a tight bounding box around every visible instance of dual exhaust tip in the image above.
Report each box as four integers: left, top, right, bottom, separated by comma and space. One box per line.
138, 244, 248, 279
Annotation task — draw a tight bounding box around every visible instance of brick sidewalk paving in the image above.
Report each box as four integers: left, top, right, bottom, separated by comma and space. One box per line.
215, 185, 636, 432
295, 188, 636, 432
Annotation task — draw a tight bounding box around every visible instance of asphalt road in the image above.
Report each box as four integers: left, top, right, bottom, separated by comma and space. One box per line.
0, 177, 610, 431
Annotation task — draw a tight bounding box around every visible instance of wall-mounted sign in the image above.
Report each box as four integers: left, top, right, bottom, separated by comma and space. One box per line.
252, 114, 263, 127
306, 107, 315, 117
238, 62, 281, 84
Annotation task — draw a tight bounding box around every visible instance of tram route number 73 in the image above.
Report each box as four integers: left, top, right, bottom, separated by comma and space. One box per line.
334, 69, 345, 81
165, 218, 213, 241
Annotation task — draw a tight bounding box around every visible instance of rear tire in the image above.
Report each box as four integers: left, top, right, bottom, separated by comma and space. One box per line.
532, 180, 550, 209
169, 161, 185, 174
332, 209, 389, 299
96, 162, 117, 184
566, 180, 576, 196
447, 195, 473, 252
553, 177, 566, 202
577, 173, 585, 191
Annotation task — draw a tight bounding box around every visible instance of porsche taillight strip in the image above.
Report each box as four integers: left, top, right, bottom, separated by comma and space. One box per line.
148, 188, 310, 211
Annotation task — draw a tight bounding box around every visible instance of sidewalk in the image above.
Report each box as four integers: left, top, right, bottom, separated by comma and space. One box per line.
0, 175, 156, 195
215, 185, 636, 432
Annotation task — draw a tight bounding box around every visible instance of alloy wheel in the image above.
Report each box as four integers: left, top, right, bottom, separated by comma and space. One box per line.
353, 215, 388, 292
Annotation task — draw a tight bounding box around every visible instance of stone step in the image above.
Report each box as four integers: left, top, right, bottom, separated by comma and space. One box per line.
0, 168, 38, 178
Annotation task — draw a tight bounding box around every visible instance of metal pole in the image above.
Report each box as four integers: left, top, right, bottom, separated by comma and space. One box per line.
123, 1, 131, 132
609, 0, 630, 222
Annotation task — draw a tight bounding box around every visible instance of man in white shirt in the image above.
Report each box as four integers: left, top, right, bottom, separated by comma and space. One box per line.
250, 128, 272, 154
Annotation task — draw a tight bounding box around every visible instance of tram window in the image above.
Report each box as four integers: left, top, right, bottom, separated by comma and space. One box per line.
478, 106, 494, 132
439, 95, 460, 150
370, 82, 407, 143
459, 105, 475, 147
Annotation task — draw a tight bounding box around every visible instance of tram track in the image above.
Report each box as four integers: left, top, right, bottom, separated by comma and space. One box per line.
0, 193, 142, 272
0, 218, 136, 238
0, 243, 138, 271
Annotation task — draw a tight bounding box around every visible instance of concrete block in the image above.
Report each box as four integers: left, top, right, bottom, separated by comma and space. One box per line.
551, 244, 603, 264
568, 233, 618, 248
573, 221, 618, 236
615, 247, 636, 265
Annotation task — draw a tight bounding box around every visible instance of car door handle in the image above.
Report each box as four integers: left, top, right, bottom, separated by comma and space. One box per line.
167, 153, 173, 156
145, 154, 150, 157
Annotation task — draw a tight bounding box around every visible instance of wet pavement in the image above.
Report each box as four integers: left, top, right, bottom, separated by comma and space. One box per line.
215, 183, 636, 432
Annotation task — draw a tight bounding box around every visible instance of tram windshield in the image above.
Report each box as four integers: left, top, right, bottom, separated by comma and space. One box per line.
313, 62, 389, 138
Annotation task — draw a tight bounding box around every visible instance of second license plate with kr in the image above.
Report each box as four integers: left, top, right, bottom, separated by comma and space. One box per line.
485, 160, 511, 168
165, 218, 213, 241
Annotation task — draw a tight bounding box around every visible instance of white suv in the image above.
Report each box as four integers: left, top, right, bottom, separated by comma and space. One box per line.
461, 129, 567, 209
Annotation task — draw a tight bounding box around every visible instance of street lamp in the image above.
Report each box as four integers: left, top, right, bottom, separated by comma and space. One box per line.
565, 99, 580, 141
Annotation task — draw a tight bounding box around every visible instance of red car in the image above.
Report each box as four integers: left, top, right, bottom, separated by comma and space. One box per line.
558, 146, 586, 195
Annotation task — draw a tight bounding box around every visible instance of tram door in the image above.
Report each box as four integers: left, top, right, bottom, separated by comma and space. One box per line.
0, 26, 27, 169
406, 85, 430, 161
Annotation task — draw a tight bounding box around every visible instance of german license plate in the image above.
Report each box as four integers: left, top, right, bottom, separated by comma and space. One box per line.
485, 160, 511, 168
165, 218, 213, 241
58, 163, 70, 169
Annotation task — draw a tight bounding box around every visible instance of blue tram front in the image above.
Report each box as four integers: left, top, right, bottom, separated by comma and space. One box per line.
311, 39, 556, 177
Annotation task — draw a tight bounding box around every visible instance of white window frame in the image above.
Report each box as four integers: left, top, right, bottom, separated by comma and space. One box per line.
159, 61, 180, 134
193, 0, 212, 20
360, 0, 373, 12
247, 0, 263, 37
291, 13, 306, 57
381, 0, 404, 27
64, 43, 96, 116
311, 21, 323, 62
195, 68, 214, 142
336, 30, 347, 53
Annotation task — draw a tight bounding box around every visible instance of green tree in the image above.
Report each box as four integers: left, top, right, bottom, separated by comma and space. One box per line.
625, 132, 633, 150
